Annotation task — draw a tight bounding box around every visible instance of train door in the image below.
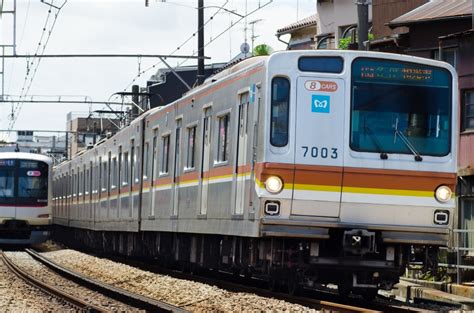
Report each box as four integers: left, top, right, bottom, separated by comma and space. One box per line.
199, 107, 212, 215
234, 92, 250, 215
172, 119, 182, 216
291, 77, 345, 217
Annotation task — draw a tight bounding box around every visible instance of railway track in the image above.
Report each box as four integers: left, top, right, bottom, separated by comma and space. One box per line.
94, 251, 440, 312
36, 247, 428, 312
1, 250, 106, 312
23, 248, 188, 313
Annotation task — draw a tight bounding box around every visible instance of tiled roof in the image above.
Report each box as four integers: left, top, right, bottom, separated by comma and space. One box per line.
389, 0, 472, 27
276, 14, 317, 35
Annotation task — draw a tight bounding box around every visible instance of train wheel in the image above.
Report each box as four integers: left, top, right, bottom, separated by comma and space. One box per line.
268, 277, 280, 292
287, 276, 300, 296
361, 288, 378, 301
338, 284, 351, 298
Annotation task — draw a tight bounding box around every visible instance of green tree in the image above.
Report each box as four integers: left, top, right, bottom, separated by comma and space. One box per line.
339, 33, 374, 50
253, 44, 273, 56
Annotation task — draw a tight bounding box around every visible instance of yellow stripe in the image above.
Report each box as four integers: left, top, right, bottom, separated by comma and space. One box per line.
256, 178, 433, 197
342, 186, 433, 197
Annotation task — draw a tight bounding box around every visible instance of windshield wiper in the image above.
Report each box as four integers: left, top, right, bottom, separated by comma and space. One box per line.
364, 125, 388, 160
393, 122, 423, 162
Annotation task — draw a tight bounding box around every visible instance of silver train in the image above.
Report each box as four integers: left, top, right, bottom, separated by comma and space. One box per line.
0, 152, 52, 244
53, 50, 457, 297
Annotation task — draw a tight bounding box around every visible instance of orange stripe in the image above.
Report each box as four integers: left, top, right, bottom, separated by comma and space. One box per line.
180, 171, 199, 182
203, 165, 233, 179
255, 162, 456, 192
343, 167, 456, 192
236, 164, 251, 174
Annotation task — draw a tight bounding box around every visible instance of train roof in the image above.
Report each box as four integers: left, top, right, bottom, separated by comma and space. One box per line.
0, 152, 52, 164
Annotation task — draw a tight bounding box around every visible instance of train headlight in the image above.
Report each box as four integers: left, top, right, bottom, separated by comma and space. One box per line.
435, 185, 452, 203
265, 176, 283, 194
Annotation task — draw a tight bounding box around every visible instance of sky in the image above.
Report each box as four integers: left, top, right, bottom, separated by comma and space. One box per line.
0, 0, 316, 141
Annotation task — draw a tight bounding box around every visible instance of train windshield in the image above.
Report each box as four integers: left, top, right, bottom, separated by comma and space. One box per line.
350, 58, 452, 157
0, 159, 48, 206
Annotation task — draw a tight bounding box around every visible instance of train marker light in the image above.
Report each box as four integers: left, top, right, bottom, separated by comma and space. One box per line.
435, 185, 452, 203
434, 210, 449, 225
265, 176, 283, 194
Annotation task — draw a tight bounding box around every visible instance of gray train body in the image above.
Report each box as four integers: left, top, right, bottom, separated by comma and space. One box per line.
53, 51, 458, 296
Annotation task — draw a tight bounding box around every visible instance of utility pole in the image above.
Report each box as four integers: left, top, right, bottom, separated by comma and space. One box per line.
356, 0, 369, 50
197, 0, 205, 85
0, 0, 17, 100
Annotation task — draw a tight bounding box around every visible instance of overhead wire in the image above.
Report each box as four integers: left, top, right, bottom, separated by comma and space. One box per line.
6, 0, 68, 138
122, 0, 272, 92
122, 0, 230, 91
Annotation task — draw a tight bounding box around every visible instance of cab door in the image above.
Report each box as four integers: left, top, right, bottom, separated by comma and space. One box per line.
291, 77, 345, 217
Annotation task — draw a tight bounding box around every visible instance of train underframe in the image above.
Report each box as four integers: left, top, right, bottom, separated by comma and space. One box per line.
0, 220, 51, 245
53, 225, 440, 298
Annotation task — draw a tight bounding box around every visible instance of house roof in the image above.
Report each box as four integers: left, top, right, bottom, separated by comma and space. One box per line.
276, 14, 317, 36
388, 0, 472, 28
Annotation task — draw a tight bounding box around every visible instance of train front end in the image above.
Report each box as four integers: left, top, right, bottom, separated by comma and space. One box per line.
0, 153, 52, 245
258, 51, 457, 295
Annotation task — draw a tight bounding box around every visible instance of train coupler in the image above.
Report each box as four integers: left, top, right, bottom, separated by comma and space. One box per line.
343, 229, 376, 255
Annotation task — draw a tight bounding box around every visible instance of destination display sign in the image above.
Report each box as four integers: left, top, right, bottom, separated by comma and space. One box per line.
352, 58, 450, 87
359, 66, 433, 82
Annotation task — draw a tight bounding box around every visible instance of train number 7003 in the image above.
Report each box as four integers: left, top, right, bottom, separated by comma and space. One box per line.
301, 146, 338, 159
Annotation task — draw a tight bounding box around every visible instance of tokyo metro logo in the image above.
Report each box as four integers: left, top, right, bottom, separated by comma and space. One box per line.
311, 94, 330, 113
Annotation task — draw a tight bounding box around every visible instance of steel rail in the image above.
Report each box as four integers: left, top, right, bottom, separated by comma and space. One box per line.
0, 251, 107, 312
26, 249, 188, 313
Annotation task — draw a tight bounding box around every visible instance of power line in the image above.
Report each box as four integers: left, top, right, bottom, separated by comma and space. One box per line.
123, 0, 273, 91
122, 0, 230, 91
6, 0, 68, 137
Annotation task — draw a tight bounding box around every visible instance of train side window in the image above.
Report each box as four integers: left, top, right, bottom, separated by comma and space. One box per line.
270, 77, 290, 147
107, 152, 111, 195
143, 142, 149, 180
123, 151, 129, 186
118, 146, 122, 191
151, 130, 158, 182
186, 125, 197, 169
130, 140, 135, 184
135, 145, 141, 183
111, 157, 117, 189
217, 114, 230, 162
298, 56, 344, 73
101, 159, 107, 192
161, 135, 170, 174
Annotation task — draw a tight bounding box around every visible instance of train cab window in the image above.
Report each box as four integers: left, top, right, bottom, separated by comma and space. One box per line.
18, 160, 49, 204
162, 135, 170, 174
0, 160, 15, 199
298, 56, 344, 73
217, 114, 230, 162
350, 58, 452, 157
186, 126, 197, 169
270, 77, 290, 147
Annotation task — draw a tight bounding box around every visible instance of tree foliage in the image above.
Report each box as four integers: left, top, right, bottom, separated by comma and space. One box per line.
253, 44, 273, 56
339, 33, 374, 50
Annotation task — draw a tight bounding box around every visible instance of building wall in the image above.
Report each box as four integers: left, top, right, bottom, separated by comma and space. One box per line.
316, 0, 372, 47
372, 0, 427, 39
405, 19, 472, 58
